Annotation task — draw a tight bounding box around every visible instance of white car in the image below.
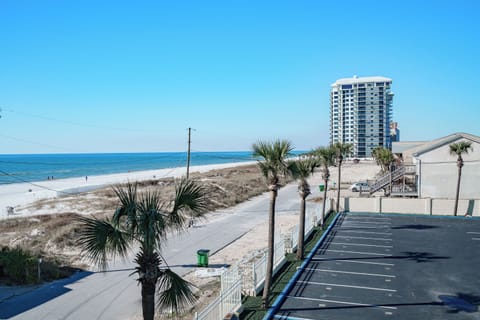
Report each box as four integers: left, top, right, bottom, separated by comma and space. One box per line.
349, 182, 370, 192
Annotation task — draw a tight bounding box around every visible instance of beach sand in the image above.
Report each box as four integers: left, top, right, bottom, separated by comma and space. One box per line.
0, 161, 256, 219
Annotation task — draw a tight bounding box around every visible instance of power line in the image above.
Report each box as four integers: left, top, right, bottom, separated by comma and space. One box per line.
3, 108, 147, 132
0, 133, 71, 151
0, 169, 74, 195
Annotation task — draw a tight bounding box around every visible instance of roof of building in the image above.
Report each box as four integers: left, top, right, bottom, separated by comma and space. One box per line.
332, 76, 392, 86
401, 133, 480, 158
392, 141, 426, 154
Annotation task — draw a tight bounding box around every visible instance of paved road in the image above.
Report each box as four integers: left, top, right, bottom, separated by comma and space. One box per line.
1, 183, 322, 320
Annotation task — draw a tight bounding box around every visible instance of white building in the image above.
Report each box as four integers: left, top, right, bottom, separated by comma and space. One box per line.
330, 76, 394, 158
395, 132, 480, 199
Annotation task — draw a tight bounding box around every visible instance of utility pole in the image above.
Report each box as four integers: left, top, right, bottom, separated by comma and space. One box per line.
186, 127, 192, 179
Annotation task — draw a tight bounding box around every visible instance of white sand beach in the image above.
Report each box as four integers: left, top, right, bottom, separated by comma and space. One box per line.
0, 161, 256, 219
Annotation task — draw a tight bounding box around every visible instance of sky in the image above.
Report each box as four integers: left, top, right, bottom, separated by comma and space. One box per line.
1, 0, 479, 154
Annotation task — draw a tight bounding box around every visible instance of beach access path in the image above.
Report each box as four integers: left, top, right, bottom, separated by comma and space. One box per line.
0, 175, 322, 320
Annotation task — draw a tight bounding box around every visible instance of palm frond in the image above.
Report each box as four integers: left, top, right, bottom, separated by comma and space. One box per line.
288, 158, 316, 195
156, 269, 197, 314
136, 191, 168, 251
332, 142, 353, 161
112, 183, 138, 231
170, 179, 208, 231
314, 146, 336, 168
252, 140, 293, 184
449, 141, 473, 156
77, 216, 131, 269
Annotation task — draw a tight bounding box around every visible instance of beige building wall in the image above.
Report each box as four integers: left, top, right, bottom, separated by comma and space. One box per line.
416, 138, 480, 199
342, 197, 480, 216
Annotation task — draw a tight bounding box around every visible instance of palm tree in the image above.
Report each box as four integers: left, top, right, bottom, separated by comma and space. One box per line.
372, 147, 395, 173
449, 141, 473, 216
288, 157, 318, 260
314, 146, 336, 229
252, 140, 292, 309
332, 142, 353, 213
77, 179, 207, 320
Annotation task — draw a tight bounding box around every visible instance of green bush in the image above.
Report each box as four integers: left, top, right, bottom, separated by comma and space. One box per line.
0, 247, 37, 284
0, 247, 75, 285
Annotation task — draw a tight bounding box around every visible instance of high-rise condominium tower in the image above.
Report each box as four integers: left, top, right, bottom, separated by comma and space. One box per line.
330, 76, 393, 158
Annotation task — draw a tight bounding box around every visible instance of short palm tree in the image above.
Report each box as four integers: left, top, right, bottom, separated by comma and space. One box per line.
77, 179, 207, 320
332, 142, 353, 213
288, 157, 318, 260
314, 146, 336, 229
252, 140, 292, 309
449, 141, 473, 216
372, 147, 394, 173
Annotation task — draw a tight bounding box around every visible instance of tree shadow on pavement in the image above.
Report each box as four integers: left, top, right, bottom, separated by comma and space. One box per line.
0, 271, 92, 319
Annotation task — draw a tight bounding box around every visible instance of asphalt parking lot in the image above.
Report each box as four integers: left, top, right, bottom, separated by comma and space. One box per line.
271, 212, 480, 319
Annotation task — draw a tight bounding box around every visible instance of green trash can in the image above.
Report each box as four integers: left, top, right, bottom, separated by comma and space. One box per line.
319, 185, 325, 192
197, 249, 210, 267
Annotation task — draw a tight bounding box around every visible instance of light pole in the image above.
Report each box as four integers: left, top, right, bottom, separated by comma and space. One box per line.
38, 257, 42, 282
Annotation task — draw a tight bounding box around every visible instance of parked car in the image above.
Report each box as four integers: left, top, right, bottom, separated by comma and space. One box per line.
349, 182, 370, 192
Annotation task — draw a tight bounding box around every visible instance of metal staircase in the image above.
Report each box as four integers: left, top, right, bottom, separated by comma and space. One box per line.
369, 166, 406, 195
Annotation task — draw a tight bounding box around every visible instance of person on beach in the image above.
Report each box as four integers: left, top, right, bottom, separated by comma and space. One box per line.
85, 176, 88, 182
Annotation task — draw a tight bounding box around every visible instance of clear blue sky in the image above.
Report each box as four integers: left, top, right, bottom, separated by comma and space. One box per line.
1, 0, 479, 154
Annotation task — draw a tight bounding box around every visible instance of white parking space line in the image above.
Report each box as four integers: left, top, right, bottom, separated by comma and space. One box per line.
326, 249, 392, 256
288, 296, 397, 310
337, 259, 394, 266
472, 238, 480, 241
312, 258, 395, 266
296, 280, 397, 292
343, 221, 392, 225
334, 235, 392, 241
467, 232, 480, 234
303, 267, 396, 278
338, 225, 389, 229
336, 230, 392, 236
331, 242, 393, 248
273, 315, 315, 320
346, 217, 392, 221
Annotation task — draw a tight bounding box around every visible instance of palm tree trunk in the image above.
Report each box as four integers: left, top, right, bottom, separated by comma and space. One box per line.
141, 281, 156, 320
321, 179, 329, 230
262, 189, 277, 308
297, 195, 306, 260
336, 160, 342, 213
454, 164, 462, 216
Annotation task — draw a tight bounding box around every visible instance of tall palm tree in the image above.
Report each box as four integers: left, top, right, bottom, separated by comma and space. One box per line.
315, 146, 336, 229
77, 179, 207, 320
252, 140, 292, 309
288, 157, 318, 260
449, 141, 473, 216
332, 142, 353, 213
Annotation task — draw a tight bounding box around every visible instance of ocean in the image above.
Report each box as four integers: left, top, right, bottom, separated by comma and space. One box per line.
0, 151, 302, 185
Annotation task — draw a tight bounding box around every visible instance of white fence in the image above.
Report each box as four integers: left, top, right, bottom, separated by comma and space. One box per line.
250, 200, 334, 295
251, 235, 287, 295
285, 209, 316, 254
221, 264, 240, 292
194, 279, 242, 320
